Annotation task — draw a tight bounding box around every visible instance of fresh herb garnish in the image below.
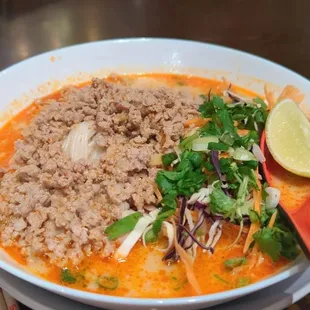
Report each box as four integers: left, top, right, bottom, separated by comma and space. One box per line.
61, 268, 77, 284
238, 130, 259, 149
253, 226, 299, 261
261, 182, 269, 201
205, 160, 215, 171
249, 209, 260, 223
152, 90, 299, 264
208, 142, 229, 151
155, 151, 207, 196
147, 193, 177, 242
226, 96, 268, 131
200, 121, 222, 137
162, 153, 177, 166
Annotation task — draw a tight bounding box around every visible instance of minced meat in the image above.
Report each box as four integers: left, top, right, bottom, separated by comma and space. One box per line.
0, 77, 202, 266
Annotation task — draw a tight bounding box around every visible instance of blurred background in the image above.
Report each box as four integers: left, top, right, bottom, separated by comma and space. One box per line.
0, 0, 310, 78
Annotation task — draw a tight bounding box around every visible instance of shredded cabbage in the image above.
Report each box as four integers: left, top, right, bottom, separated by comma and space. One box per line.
115, 210, 159, 260
252, 143, 266, 163
156, 221, 174, 253
191, 136, 219, 151
232, 147, 256, 161
187, 186, 213, 205
265, 187, 280, 209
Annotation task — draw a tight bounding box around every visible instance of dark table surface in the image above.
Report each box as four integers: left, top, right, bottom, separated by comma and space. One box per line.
0, 0, 309, 309
1, 0, 310, 78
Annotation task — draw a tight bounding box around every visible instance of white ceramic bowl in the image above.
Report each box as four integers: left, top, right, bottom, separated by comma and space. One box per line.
0, 38, 309, 310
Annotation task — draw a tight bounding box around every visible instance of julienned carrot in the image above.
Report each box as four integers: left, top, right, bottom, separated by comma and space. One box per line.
264, 84, 304, 111
277, 85, 304, 105
243, 170, 262, 254
264, 84, 276, 110
172, 220, 202, 295
268, 210, 278, 228
153, 182, 163, 202
184, 118, 210, 128
237, 129, 250, 136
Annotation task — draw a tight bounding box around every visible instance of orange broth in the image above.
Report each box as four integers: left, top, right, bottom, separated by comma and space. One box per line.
0, 74, 290, 297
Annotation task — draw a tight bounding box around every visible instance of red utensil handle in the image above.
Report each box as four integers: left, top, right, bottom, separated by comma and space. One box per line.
290, 203, 310, 259
260, 130, 310, 259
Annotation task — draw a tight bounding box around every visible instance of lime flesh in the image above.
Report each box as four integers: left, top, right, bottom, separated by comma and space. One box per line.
266, 99, 310, 178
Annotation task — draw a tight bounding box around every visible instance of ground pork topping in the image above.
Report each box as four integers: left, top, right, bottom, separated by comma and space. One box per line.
0, 77, 202, 266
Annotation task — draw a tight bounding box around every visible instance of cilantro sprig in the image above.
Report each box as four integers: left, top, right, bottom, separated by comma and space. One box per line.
253, 225, 299, 261
147, 151, 207, 242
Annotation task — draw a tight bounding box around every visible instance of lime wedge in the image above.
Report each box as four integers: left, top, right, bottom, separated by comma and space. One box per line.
265, 99, 310, 177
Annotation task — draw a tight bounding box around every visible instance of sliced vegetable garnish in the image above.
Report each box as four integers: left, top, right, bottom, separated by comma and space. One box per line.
98, 276, 119, 290
232, 147, 256, 161
147, 194, 177, 242
156, 221, 174, 252
105, 212, 143, 240
213, 274, 230, 285
249, 209, 260, 223
114, 210, 159, 260
171, 276, 187, 290
208, 142, 229, 151
179, 131, 200, 151
237, 277, 250, 287
106, 85, 300, 275
61, 268, 77, 284
224, 257, 247, 269
191, 136, 219, 151
268, 210, 278, 228
172, 220, 202, 295
265, 187, 281, 209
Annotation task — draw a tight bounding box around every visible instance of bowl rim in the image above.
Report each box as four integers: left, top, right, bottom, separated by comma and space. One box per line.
0, 37, 309, 307
1, 37, 309, 83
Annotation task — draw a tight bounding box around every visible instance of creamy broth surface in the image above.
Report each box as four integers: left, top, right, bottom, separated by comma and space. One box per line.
0, 74, 290, 297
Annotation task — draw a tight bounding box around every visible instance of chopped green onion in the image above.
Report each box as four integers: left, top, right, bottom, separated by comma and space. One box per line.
61, 269, 77, 284
208, 142, 229, 151
98, 276, 119, 290
224, 257, 247, 269
105, 212, 143, 240
213, 274, 230, 285
179, 132, 200, 151
237, 277, 250, 287
144, 228, 158, 243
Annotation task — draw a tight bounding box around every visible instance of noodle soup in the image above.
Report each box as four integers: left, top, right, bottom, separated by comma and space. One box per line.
0, 74, 299, 297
